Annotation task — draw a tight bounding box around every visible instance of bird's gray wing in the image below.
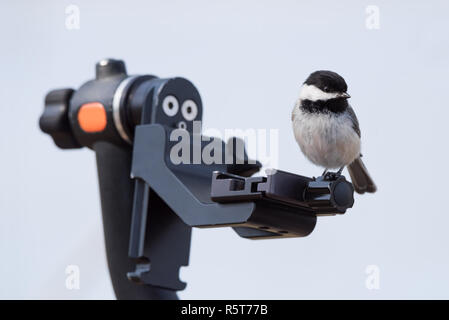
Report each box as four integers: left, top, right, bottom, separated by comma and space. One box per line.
347, 105, 361, 137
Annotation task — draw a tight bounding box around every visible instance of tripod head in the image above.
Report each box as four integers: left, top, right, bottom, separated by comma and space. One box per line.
39, 59, 354, 299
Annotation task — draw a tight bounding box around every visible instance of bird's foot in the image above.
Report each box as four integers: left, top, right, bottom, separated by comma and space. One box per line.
323, 172, 339, 181
322, 166, 344, 181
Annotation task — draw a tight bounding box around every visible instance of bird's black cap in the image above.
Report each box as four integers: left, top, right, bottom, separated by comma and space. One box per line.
304, 70, 348, 93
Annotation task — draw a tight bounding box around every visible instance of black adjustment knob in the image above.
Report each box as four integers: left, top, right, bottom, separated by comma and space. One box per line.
39, 88, 81, 149
304, 175, 354, 214
95, 58, 127, 79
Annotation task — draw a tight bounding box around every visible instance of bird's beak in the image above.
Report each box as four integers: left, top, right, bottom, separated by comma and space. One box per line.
339, 92, 351, 99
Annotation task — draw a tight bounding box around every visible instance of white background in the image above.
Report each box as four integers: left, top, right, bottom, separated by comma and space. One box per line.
1, 0, 448, 299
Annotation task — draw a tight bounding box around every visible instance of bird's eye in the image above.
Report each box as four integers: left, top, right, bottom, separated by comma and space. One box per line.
181, 100, 198, 121
162, 95, 179, 117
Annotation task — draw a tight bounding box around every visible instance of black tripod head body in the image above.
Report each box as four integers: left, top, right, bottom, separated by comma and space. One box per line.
39, 59, 354, 299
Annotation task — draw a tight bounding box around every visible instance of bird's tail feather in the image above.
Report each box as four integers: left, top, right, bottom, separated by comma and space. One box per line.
347, 157, 377, 194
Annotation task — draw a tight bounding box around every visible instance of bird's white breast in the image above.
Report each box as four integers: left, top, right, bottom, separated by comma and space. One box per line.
291, 103, 361, 169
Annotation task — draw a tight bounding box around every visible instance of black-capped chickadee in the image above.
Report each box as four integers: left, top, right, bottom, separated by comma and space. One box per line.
291, 70, 376, 194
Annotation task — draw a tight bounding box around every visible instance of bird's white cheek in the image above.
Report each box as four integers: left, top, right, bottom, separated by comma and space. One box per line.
299, 84, 339, 102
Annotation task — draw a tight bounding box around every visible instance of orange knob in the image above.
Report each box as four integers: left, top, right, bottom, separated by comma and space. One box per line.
78, 102, 107, 133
